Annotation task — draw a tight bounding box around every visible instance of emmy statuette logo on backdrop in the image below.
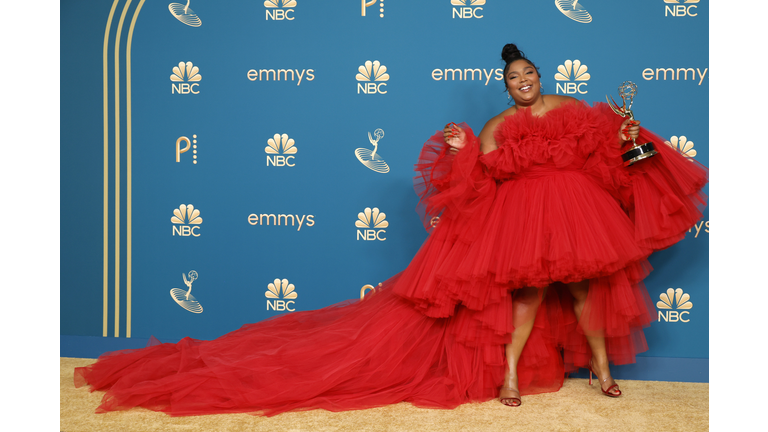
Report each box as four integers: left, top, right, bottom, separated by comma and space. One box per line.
451, 0, 485, 19
356, 207, 388, 241
265, 133, 298, 167
265, 0, 297, 20
361, 0, 384, 17
554, 0, 592, 23
170, 61, 202, 94
664, 0, 699, 17
265, 278, 298, 311
355, 129, 390, 173
170, 270, 203, 313
176, 135, 198, 164
171, 204, 203, 237
357, 61, 389, 94
657, 288, 693, 323
554, 60, 590, 95
169, 1, 202, 27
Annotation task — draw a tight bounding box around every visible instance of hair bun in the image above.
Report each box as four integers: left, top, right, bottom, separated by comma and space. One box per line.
501, 43, 523, 63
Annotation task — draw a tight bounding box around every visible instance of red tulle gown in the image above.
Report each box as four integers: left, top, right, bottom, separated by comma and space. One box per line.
75, 101, 708, 416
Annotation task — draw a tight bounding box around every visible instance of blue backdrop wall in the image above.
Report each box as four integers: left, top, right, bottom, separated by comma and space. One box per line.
61, 0, 709, 382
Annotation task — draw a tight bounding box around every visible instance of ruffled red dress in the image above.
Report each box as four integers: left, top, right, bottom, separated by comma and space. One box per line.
74, 101, 708, 416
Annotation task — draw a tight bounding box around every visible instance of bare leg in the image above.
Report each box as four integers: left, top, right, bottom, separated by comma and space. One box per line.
501, 286, 547, 406
567, 280, 621, 396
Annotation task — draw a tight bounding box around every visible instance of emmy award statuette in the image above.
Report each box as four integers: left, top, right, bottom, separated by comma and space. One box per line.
606, 81, 658, 166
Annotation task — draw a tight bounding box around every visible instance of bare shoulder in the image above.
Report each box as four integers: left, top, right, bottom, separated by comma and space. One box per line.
478, 106, 516, 153
480, 106, 516, 139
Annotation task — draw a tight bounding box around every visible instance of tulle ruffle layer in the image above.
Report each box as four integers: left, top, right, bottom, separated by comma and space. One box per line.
75, 283, 514, 416
75, 101, 707, 417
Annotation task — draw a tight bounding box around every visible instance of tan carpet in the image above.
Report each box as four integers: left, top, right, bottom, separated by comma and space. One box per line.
61, 357, 708, 431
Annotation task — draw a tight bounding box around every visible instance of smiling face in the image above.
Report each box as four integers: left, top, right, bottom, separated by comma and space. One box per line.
504, 59, 542, 106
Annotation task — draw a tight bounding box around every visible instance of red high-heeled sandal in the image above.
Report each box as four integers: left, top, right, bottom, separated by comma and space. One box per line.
588, 359, 622, 397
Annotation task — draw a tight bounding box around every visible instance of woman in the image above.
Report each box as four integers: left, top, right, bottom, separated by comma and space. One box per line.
75, 44, 707, 415
436, 44, 657, 405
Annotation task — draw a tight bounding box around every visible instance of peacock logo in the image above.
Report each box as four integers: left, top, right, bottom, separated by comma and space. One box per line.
265, 278, 298, 311
170, 61, 202, 94
168, 1, 202, 27
356, 207, 388, 241
357, 61, 389, 94
265, 133, 297, 167
171, 204, 202, 237
170, 61, 202, 82
663, 0, 700, 17
265, 0, 297, 20
657, 288, 693, 323
356, 61, 389, 82
451, 0, 485, 19
554, 60, 590, 95
265, 0, 297, 6
665, 136, 697, 160
170, 270, 203, 313
354, 128, 390, 173
554, 0, 592, 23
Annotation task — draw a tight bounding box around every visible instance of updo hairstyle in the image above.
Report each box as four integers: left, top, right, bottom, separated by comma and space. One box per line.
501, 43, 541, 87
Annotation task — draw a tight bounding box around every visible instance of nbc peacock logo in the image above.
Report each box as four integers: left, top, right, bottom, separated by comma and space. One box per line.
357, 60, 389, 95
554, 60, 590, 95
170, 270, 203, 313
354, 128, 390, 173
555, 0, 592, 23
168, 1, 202, 27
356, 207, 388, 241
361, 0, 384, 18
265, 0, 296, 20
170, 61, 202, 94
265, 133, 297, 167
171, 204, 202, 237
665, 136, 697, 160
664, 0, 700, 17
451, 0, 485, 19
657, 288, 693, 323
265, 278, 298, 311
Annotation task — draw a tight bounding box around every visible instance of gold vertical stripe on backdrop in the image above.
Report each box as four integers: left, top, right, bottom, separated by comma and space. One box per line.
125, 0, 146, 338
114, 0, 133, 338
103, 0, 120, 338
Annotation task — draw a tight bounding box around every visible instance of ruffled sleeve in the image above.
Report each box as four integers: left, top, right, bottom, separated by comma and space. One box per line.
478, 143, 517, 181
587, 103, 709, 250
413, 123, 496, 233
621, 128, 708, 250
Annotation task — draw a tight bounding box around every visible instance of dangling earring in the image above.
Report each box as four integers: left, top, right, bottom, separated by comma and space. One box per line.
540, 83, 544, 94
507, 93, 511, 100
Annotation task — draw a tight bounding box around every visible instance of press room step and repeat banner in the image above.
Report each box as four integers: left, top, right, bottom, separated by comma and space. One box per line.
61, 1, 708, 376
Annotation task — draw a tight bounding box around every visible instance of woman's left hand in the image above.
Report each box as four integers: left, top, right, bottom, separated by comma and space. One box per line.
619, 118, 640, 143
